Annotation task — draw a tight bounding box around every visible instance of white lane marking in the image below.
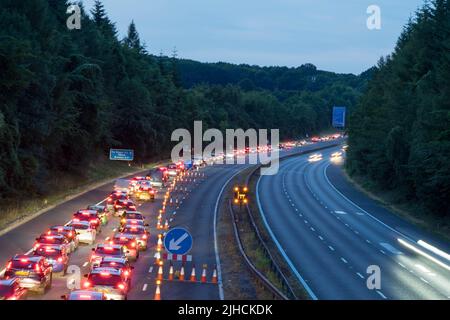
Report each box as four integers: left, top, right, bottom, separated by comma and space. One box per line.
420, 277, 429, 284
318, 236, 324, 240
148, 266, 153, 273
341, 257, 348, 264
328, 246, 335, 251
310, 227, 315, 232
354, 230, 359, 235
304, 220, 308, 224
257, 174, 318, 300
398, 262, 406, 268
380, 250, 386, 255
215, 169, 245, 300
142, 284, 148, 291
376, 291, 387, 299
335, 210, 347, 215
323, 163, 416, 244
366, 239, 371, 244
83, 262, 88, 267
415, 264, 435, 276
357, 272, 364, 279
355, 212, 365, 216
345, 223, 350, 227
380, 242, 403, 255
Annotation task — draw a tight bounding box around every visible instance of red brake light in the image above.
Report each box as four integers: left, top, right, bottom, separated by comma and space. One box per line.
124, 270, 130, 276
84, 281, 91, 288
57, 257, 63, 263
35, 263, 41, 272
131, 242, 136, 248
118, 283, 125, 290
6, 261, 12, 270
20, 258, 28, 263
142, 234, 147, 240
100, 272, 110, 277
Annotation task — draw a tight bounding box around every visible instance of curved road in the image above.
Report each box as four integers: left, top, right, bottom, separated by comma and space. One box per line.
257, 146, 450, 300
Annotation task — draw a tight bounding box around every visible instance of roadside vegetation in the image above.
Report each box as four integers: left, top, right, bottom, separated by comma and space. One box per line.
0, 0, 368, 214
346, 1, 450, 225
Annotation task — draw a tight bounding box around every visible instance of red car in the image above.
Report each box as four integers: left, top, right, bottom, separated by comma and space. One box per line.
113, 199, 136, 215
0, 278, 28, 300
72, 209, 101, 231
34, 233, 72, 254
106, 191, 129, 207
98, 257, 133, 285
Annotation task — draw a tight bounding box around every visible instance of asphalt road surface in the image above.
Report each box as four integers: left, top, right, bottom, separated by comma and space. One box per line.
257, 146, 450, 300
0, 139, 344, 300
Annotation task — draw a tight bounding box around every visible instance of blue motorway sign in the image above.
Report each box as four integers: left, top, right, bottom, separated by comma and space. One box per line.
332, 106, 346, 128
164, 227, 193, 255
109, 149, 134, 161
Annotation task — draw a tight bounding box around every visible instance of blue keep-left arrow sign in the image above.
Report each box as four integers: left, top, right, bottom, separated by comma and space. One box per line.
164, 227, 193, 255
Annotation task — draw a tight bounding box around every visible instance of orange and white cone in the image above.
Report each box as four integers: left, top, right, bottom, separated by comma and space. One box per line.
211, 267, 218, 284
168, 265, 174, 281
201, 266, 207, 283
157, 265, 163, 280
190, 265, 196, 282
154, 282, 161, 300
179, 266, 185, 281
164, 220, 169, 230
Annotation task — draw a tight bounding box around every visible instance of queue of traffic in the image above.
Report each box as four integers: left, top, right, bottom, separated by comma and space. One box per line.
0, 162, 189, 300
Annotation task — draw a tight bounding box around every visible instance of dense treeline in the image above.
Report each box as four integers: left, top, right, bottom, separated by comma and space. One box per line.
347, 0, 450, 218
0, 0, 365, 201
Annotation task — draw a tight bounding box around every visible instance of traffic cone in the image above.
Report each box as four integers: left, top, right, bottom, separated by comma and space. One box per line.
179, 266, 185, 281
157, 265, 163, 280
190, 265, 196, 282
157, 236, 163, 250
185, 187, 188, 192
154, 282, 161, 300
164, 219, 169, 230
156, 221, 161, 230
168, 264, 174, 281
175, 198, 179, 204
201, 266, 207, 283
170, 198, 173, 205
211, 267, 218, 284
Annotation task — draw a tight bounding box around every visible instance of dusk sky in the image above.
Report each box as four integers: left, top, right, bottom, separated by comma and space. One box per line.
81, 0, 425, 74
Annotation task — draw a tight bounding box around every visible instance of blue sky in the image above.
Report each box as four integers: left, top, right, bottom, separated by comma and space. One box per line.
81, 0, 425, 74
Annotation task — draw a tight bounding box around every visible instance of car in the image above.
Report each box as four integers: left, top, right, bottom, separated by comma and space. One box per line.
87, 205, 109, 225
33, 245, 69, 276
120, 219, 146, 229
33, 233, 72, 254
134, 181, 156, 201
68, 220, 96, 245
0, 278, 28, 300
308, 153, 323, 162
98, 257, 133, 284
113, 179, 130, 194
72, 209, 101, 231
48, 225, 79, 252
106, 191, 129, 208
120, 225, 149, 250
130, 176, 146, 193
61, 290, 106, 300
119, 211, 145, 226
111, 233, 140, 261
167, 163, 179, 177
113, 199, 137, 216
90, 244, 128, 268
3, 255, 52, 294
83, 267, 129, 300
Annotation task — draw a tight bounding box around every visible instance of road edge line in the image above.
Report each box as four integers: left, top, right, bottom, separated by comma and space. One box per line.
256, 175, 318, 300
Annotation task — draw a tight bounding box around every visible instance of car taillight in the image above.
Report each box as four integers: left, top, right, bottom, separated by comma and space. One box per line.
121, 219, 126, 224
142, 234, 147, 240
35, 264, 41, 273
131, 242, 136, 248
84, 281, 91, 288
90, 219, 98, 224
6, 261, 12, 270
57, 257, 63, 263
68, 231, 73, 237
117, 283, 125, 290
124, 270, 130, 276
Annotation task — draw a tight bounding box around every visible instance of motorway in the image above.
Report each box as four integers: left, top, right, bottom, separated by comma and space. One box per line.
0, 140, 340, 300
257, 146, 450, 300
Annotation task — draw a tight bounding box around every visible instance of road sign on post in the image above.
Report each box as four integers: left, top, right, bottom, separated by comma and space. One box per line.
109, 149, 134, 161
164, 227, 193, 255
332, 106, 346, 128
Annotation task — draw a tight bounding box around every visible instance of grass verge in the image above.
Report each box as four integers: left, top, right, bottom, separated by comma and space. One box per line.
343, 170, 450, 243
